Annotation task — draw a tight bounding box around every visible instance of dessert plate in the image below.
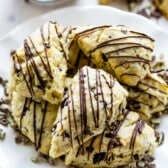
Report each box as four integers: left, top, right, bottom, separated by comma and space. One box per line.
0, 6, 168, 168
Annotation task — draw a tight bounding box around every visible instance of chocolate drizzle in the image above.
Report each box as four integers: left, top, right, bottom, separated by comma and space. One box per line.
130, 30, 154, 42
68, 26, 110, 50
86, 68, 98, 128
95, 70, 100, 128
70, 85, 78, 131
19, 98, 49, 150
24, 39, 45, 89
114, 60, 149, 69
98, 70, 108, 118
75, 25, 111, 41
130, 118, 144, 158
109, 75, 114, 117
40, 23, 53, 79
52, 21, 67, 60
67, 90, 73, 147
94, 35, 154, 50
105, 45, 152, 55
92, 42, 153, 54
107, 55, 149, 61
20, 98, 29, 132
14, 52, 34, 96
33, 101, 37, 148
28, 36, 52, 80
79, 68, 87, 154
99, 128, 106, 152
37, 102, 48, 149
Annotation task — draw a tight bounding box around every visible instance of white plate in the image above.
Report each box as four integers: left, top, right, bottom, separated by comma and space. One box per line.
0, 6, 168, 168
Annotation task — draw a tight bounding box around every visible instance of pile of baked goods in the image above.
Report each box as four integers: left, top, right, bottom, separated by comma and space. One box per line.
7, 21, 168, 167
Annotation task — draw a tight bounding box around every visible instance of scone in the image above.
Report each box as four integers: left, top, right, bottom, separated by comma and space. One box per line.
49, 66, 128, 158
67, 50, 95, 75
65, 112, 157, 168
153, 0, 168, 19
60, 25, 94, 71
11, 91, 58, 155
8, 21, 67, 104
127, 73, 168, 120
75, 25, 154, 86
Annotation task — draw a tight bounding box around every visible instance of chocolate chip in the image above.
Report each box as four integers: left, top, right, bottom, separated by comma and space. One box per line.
103, 101, 107, 108
128, 100, 141, 110
105, 132, 113, 138
0, 129, 6, 140
57, 33, 62, 38
66, 69, 74, 76
93, 152, 106, 164
84, 127, 92, 135
102, 54, 108, 62
63, 131, 70, 138
15, 136, 22, 144
134, 154, 139, 160
151, 9, 162, 19
44, 42, 50, 48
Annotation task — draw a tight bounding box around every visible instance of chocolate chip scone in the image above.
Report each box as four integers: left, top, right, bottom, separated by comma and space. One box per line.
127, 73, 168, 120
8, 22, 67, 104
74, 25, 154, 86
65, 111, 157, 168
48, 66, 157, 168
50, 66, 128, 159
11, 91, 58, 155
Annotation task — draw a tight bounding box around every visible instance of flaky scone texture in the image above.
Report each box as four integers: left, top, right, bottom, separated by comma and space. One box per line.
8, 22, 67, 104
50, 66, 128, 159
11, 91, 58, 155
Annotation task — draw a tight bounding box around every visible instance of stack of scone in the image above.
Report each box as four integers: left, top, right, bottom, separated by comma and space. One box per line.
8, 21, 168, 167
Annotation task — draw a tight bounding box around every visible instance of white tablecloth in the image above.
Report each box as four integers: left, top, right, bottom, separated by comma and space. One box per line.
0, 0, 168, 38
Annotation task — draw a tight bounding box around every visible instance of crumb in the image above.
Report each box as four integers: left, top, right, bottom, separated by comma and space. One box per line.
0, 128, 6, 140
